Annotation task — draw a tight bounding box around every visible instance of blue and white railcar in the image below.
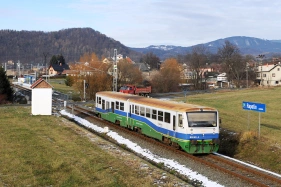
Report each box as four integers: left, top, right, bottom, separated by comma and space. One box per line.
95, 91, 219, 154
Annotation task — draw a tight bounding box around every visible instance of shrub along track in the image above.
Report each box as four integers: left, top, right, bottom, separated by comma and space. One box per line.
64, 104, 281, 187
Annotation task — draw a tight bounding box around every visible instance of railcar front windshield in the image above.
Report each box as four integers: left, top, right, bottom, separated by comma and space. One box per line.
187, 112, 217, 127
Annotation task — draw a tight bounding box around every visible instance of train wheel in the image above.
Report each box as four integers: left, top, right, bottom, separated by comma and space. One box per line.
141, 94, 144, 97
115, 120, 120, 125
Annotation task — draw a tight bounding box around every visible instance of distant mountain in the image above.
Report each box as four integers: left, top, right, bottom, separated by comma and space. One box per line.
131, 45, 191, 60
131, 36, 281, 60
0, 28, 142, 65
1, 28, 281, 65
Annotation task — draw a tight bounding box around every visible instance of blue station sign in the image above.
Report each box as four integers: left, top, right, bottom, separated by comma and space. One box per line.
242, 101, 266, 113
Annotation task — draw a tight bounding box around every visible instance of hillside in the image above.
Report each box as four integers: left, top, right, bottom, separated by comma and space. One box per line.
0, 28, 142, 65
131, 36, 281, 60
1, 28, 281, 63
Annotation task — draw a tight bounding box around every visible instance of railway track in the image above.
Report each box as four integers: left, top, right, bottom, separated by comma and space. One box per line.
64, 104, 281, 187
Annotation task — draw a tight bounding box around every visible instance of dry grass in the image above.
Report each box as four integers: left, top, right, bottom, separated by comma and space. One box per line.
0, 106, 156, 186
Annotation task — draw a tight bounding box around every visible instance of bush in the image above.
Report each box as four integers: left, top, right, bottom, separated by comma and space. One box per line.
65, 76, 74, 87
0, 67, 13, 102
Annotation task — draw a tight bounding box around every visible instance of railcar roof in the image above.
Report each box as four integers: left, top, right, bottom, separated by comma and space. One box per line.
97, 91, 216, 112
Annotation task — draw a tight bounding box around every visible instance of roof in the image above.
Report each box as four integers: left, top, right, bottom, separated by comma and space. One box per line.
134, 62, 150, 72
97, 91, 216, 112
30, 78, 53, 89
61, 69, 80, 75
50, 64, 70, 72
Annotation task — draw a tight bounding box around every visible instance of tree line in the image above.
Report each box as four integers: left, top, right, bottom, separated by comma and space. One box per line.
63, 40, 263, 100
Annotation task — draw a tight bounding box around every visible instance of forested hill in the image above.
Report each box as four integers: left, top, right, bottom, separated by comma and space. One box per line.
0, 28, 142, 65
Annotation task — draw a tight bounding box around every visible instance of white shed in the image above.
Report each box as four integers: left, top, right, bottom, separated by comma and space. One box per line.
31, 78, 53, 115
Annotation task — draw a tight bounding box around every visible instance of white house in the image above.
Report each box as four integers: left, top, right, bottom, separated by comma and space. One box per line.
256, 62, 281, 86
31, 78, 53, 115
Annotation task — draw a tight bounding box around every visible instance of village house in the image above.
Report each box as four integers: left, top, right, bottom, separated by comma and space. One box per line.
256, 62, 281, 86
48, 63, 70, 76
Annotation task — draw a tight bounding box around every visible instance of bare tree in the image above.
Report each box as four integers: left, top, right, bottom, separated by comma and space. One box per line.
71, 52, 112, 100
142, 52, 161, 70
151, 58, 182, 92
217, 40, 244, 87
188, 45, 209, 90
117, 59, 143, 87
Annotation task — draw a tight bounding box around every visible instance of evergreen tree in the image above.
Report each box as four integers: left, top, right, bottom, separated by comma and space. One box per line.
49, 54, 66, 66
0, 67, 13, 102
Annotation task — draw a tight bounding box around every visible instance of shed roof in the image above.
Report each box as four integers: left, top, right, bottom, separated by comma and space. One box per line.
30, 78, 53, 89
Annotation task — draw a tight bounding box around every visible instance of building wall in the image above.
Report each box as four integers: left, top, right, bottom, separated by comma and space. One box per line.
260, 65, 281, 86
31, 88, 52, 115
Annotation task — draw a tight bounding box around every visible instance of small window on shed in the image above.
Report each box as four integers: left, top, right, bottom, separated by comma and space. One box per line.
152, 109, 157, 119
120, 102, 124, 111
98, 97, 101, 104
116, 101, 119, 110
158, 111, 163, 122
140, 106, 145, 116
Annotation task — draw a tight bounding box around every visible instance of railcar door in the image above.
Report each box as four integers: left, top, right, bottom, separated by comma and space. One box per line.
173, 115, 176, 131
106, 101, 109, 112
111, 102, 114, 113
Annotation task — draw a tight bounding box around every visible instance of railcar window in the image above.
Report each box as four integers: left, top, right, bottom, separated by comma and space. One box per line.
98, 97, 101, 104
120, 102, 124, 111
116, 101, 119, 110
164, 112, 170, 123
132, 105, 134, 114
135, 105, 139, 115
178, 114, 183, 127
102, 99, 105, 110
96, 97, 99, 104
146, 108, 151, 118
140, 106, 145, 116
152, 109, 157, 119
158, 111, 163, 121
187, 112, 217, 127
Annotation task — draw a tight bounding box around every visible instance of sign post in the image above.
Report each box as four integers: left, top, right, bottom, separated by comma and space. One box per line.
242, 101, 266, 138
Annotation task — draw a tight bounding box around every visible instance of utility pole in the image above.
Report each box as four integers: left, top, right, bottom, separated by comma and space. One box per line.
83, 79, 86, 101
246, 62, 249, 88
113, 49, 117, 92
17, 60, 20, 77
43, 52, 49, 81
257, 54, 265, 86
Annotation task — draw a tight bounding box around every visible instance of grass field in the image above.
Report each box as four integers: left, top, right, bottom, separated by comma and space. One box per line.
177, 87, 281, 142
48, 79, 81, 101
0, 106, 158, 186
175, 87, 281, 173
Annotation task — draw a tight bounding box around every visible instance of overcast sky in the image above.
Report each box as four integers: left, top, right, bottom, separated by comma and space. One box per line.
1, 0, 280, 48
